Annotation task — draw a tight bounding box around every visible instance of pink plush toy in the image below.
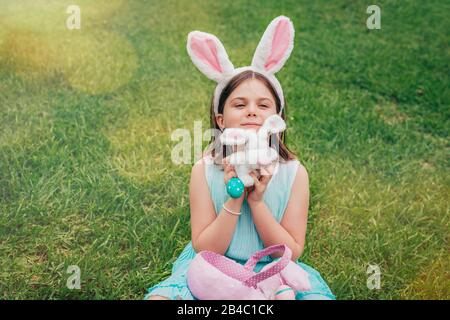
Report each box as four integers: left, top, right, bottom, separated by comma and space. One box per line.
187, 244, 311, 300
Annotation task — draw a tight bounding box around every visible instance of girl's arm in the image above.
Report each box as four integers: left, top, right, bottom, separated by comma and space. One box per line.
189, 159, 244, 255
248, 164, 309, 261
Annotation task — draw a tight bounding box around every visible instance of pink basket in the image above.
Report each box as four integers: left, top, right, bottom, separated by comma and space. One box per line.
187, 244, 311, 300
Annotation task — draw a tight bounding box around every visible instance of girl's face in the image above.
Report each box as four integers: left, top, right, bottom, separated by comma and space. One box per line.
215, 78, 278, 132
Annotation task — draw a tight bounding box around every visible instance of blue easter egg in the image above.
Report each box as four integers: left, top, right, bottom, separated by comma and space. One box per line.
226, 177, 244, 198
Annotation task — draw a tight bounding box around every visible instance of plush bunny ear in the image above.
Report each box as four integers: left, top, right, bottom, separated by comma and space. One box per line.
251, 16, 295, 74
220, 128, 249, 145
187, 31, 235, 82
261, 114, 286, 134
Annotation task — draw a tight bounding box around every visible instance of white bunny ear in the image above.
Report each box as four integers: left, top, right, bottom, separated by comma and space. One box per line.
220, 128, 249, 145
251, 16, 295, 74
262, 114, 286, 134
187, 31, 235, 82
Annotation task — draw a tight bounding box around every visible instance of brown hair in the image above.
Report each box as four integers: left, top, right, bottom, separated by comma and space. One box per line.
203, 70, 298, 166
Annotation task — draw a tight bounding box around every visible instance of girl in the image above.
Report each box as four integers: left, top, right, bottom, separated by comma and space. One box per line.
145, 16, 335, 300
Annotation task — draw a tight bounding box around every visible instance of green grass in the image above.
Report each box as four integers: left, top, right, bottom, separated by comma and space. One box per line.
0, 0, 448, 299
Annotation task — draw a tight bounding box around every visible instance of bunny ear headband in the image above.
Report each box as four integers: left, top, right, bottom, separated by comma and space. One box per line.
186, 16, 295, 116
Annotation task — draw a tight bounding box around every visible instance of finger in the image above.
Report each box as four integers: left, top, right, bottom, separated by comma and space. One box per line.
223, 156, 233, 167
224, 161, 234, 172
249, 172, 261, 187
225, 171, 234, 182
260, 174, 272, 185
224, 166, 231, 182
224, 169, 237, 184
224, 163, 235, 176
222, 159, 230, 171
260, 164, 274, 176
262, 164, 273, 179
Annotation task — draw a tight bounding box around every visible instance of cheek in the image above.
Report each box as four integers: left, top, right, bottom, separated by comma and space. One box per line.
223, 109, 242, 127
268, 106, 278, 114
262, 108, 277, 119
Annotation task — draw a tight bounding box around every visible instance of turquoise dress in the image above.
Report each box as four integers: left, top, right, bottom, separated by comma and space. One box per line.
144, 155, 336, 300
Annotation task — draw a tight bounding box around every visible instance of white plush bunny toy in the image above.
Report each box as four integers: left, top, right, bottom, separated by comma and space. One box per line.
219, 114, 286, 187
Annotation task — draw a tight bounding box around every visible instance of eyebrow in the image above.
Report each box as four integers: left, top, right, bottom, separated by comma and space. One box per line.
230, 97, 273, 103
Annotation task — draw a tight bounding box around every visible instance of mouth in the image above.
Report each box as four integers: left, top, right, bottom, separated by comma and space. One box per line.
241, 123, 261, 128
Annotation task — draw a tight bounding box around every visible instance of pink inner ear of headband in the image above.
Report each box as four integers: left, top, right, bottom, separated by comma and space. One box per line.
265, 19, 290, 71
191, 36, 223, 73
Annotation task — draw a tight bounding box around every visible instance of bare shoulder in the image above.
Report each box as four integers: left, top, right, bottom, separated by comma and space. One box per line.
192, 157, 205, 172
190, 158, 206, 184
292, 161, 309, 187
284, 160, 310, 210
296, 161, 309, 178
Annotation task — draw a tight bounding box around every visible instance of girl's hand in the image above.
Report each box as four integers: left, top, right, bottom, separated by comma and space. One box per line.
223, 158, 247, 201
247, 164, 275, 204
222, 158, 236, 185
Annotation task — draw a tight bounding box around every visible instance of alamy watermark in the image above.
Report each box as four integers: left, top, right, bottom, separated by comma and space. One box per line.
366, 264, 381, 290
66, 5, 81, 30
170, 121, 282, 166
66, 265, 81, 290
366, 5, 381, 30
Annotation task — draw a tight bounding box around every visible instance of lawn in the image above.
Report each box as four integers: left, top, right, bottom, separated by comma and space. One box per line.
0, 0, 448, 299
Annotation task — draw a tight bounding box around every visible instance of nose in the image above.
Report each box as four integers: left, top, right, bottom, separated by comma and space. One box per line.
246, 103, 258, 116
